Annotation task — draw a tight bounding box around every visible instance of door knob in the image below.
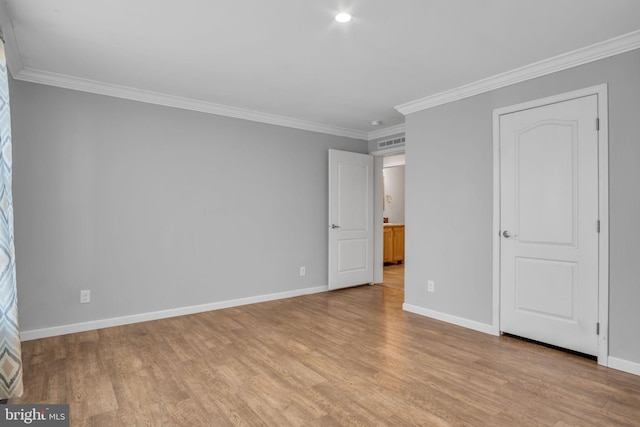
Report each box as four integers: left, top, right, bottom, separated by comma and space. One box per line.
331, 224, 341, 229
502, 230, 517, 238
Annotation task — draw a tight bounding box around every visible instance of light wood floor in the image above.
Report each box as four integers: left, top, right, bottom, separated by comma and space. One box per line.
380, 263, 404, 290
12, 285, 640, 426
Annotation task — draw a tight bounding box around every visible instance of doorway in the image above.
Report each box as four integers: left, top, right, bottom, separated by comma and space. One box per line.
380, 153, 406, 291
492, 85, 609, 364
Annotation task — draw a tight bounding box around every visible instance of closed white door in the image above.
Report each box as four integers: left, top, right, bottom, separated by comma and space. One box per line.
328, 149, 374, 290
500, 95, 599, 356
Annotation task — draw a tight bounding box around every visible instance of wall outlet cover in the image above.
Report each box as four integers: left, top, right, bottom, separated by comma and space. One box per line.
80, 289, 91, 303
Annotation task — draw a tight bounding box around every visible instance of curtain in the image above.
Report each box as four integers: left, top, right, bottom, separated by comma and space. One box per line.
0, 32, 23, 399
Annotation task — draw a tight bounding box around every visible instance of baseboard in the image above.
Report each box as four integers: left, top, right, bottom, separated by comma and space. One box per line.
608, 356, 640, 376
20, 285, 329, 341
402, 303, 497, 336
402, 304, 640, 377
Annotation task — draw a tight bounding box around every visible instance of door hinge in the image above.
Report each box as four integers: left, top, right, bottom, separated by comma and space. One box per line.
596, 118, 600, 131
596, 322, 600, 335
597, 220, 600, 233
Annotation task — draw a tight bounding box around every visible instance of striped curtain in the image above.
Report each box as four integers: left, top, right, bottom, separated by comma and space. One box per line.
0, 33, 24, 399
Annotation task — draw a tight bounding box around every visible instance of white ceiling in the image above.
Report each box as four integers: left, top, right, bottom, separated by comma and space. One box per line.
2, 0, 640, 139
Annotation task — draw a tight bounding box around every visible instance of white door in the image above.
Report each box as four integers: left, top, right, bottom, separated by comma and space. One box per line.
500, 95, 599, 356
328, 149, 374, 290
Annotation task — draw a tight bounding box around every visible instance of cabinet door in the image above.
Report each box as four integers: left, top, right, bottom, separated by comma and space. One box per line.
392, 226, 405, 262
383, 227, 393, 263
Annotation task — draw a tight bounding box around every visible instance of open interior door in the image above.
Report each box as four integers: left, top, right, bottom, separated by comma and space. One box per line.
328, 149, 374, 290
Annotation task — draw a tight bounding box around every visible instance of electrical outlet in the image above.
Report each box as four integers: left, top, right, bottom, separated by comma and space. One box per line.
427, 280, 435, 293
80, 289, 91, 304
299, 266, 306, 276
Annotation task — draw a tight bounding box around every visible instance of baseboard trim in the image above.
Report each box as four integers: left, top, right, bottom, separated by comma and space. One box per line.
608, 356, 640, 376
402, 307, 640, 377
20, 285, 329, 341
402, 303, 497, 336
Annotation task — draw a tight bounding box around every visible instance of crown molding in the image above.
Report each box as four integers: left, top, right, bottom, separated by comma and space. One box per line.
396, 30, 640, 115
367, 123, 405, 141
0, 0, 24, 75
12, 67, 368, 140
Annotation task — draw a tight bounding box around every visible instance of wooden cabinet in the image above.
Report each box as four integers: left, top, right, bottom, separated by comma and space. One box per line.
383, 226, 393, 263
383, 224, 404, 264
392, 225, 405, 263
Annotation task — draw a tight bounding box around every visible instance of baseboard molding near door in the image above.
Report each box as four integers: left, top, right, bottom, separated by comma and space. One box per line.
402, 303, 497, 336
608, 356, 640, 376
20, 285, 329, 341
402, 304, 640, 377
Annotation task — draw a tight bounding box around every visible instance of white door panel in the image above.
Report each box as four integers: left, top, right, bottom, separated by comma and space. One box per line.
516, 122, 576, 245
516, 258, 576, 320
500, 95, 599, 356
328, 150, 374, 290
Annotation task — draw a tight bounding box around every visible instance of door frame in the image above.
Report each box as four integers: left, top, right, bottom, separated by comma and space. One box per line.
491, 84, 609, 366
371, 145, 406, 284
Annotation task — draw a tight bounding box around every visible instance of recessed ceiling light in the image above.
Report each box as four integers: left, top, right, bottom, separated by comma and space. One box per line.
371, 120, 382, 126
335, 12, 352, 23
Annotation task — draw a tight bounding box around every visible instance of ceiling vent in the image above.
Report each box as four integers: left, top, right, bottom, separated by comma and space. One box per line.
377, 136, 405, 149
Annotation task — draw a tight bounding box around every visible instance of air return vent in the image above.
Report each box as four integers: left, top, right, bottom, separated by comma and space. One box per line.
377, 136, 405, 149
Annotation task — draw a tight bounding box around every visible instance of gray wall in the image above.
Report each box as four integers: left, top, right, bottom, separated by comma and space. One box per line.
383, 165, 405, 224
9, 78, 367, 332
404, 49, 640, 365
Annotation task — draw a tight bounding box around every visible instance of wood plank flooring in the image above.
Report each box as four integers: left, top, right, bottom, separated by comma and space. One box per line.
379, 263, 404, 290
11, 285, 640, 426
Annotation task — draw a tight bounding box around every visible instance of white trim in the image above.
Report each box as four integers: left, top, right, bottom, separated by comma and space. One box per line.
12, 67, 368, 140
20, 285, 328, 341
373, 156, 384, 285
403, 303, 496, 336
608, 357, 640, 377
492, 84, 610, 365
491, 110, 502, 335
596, 86, 610, 366
368, 123, 405, 141
396, 30, 640, 115
370, 145, 406, 157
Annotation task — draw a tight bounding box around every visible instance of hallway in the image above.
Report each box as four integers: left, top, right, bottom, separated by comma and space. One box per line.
379, 263, 404, 291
